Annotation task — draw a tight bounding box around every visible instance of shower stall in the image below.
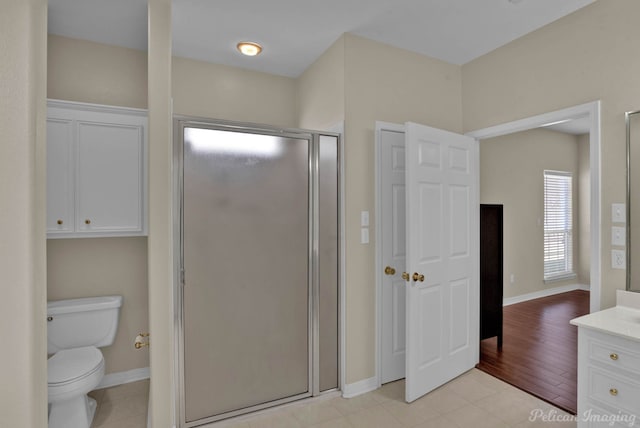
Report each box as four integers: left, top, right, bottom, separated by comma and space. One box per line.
174, 118, 340, 427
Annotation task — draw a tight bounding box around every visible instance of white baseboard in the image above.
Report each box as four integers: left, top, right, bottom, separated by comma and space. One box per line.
503, 283, 590, 307
342, 376, 378, 398
96, 366, 150, 390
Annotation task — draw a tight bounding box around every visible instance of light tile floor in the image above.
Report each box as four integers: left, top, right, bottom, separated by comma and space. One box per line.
89, 379, 149, 428
89, 370, 578, 428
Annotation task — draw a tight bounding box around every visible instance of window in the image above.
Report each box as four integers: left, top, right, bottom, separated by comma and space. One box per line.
543, 170, 574, 281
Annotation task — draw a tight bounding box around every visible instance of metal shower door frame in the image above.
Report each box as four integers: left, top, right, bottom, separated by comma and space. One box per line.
172, 116, 341, 427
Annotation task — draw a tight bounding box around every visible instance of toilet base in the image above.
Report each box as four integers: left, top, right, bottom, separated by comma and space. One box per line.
48, 394, 97, 428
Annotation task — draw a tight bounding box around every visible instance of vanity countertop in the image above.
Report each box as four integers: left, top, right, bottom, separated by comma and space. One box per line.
570, 290, 640, 342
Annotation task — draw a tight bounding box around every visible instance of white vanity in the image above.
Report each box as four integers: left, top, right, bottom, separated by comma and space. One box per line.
571, 290, 640, 427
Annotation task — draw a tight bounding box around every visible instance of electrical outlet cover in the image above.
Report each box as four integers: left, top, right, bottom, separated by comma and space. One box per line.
611, 249, 626, 269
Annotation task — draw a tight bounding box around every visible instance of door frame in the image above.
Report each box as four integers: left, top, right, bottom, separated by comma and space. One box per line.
375, 100, 601, 387
466, 101, 601, 314
172, 116, 345, 426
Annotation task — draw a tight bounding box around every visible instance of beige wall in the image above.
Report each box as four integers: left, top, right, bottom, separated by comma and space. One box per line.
0, 0, 48, 426
296, 36, 346, 130
299, 33, 464, 385
463, 0, 640, 309
48, 35, 147, 109
47, 34, 150, 375
173, 57, 297, 128
578, 134, 591, 285
47, 238, 149, 373
342, 34, 463, 383
480, 128, 582, 299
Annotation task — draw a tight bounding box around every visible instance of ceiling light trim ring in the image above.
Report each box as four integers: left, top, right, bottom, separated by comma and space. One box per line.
237, 41, 262, 56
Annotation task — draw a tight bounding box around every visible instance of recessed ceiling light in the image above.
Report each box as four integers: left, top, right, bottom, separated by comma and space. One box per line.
237, 42, 262, 57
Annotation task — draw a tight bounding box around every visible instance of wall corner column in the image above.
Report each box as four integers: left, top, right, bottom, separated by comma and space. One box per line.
147, 0, 174, 426
0, 0, 48, 426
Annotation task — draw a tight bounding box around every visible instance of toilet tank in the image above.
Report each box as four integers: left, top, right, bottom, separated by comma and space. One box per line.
47, 295, 123, 354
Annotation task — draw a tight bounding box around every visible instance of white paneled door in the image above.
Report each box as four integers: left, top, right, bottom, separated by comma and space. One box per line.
380, 128, 407, 384
404, 122, 479, 403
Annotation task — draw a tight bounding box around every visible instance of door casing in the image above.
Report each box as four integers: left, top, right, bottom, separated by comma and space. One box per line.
375, 100, 602, 389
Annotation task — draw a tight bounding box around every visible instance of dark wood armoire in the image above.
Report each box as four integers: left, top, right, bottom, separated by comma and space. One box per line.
480, 204, 503, 349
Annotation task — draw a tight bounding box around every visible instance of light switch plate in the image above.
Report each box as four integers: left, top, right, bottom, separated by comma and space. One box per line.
360, 227, 369, 244
612, 203, 626, 223
612, 249, 626, 269
361, 211, 370, 227
612, 226, 626, 246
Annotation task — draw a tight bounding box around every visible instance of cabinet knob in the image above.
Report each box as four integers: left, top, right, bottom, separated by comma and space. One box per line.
610, 353, 619, 361
401, 272, 410, 282
610, 388, 618, 396
412, 272, 425, 282
57, 219, 63, 225
384, 266, 396, 275
85, 219, 91, 225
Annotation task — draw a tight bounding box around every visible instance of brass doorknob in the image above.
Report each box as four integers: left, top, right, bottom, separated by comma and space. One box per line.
412, 272, 425, 282
384, 266, 396, 275
401, 272, 410, 282
610, 353, 619, 361
610, 388, 618, 396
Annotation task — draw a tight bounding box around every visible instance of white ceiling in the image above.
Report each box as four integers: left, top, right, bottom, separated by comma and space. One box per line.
48, 0, 595, 78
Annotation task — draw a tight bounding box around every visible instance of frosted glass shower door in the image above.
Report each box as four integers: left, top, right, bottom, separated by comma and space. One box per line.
181, 127, 311, 424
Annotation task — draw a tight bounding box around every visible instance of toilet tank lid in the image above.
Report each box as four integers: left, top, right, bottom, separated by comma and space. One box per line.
47, 295, 123, 316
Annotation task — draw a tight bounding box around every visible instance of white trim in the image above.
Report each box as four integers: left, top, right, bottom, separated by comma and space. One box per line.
466, 102, 596, 141
47, 98, 148, 117
96, 367, 150, 390
543, 273, 577, 284
342, 376, 378, 399
374, 121, 405, 389
503, 283, 590, 306
467, 101, 602, 314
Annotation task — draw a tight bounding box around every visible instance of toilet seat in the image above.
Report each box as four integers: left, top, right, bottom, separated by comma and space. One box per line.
48, 346, 104, 386
48, 346, 105, 403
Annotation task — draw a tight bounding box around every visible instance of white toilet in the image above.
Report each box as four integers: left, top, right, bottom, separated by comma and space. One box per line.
47, 295, 123, 428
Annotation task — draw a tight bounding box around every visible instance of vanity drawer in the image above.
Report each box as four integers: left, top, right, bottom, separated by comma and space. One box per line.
589, 338, 640, 376
582, 401, 639, 427
586, 330, 640, 377
587, 366, 640, 415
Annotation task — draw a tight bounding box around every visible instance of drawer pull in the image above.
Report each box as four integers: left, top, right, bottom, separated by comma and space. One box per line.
610, 353, 619, 361
610, 388, 618, 396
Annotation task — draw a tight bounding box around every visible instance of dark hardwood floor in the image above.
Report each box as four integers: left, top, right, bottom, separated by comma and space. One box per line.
476, 290, 590, 414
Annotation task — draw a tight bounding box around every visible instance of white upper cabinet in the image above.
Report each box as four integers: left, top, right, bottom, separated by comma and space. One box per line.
47, 100, 147, 238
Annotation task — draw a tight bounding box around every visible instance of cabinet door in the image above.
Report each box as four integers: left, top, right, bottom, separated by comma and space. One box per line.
46, 118, 75, 234
76, 118, 144, 234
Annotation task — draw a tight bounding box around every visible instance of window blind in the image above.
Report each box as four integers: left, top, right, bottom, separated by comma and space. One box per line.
543, 170, 573, 280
